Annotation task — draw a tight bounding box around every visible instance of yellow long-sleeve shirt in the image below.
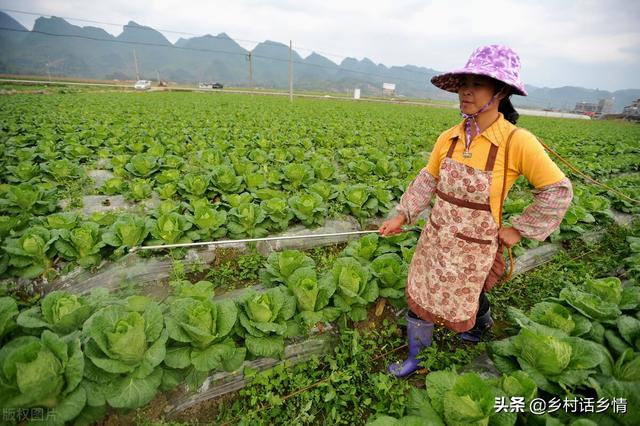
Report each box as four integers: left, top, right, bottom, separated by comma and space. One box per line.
425, 113, 566, 225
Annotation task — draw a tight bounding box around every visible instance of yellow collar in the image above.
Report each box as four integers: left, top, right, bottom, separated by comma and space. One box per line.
449, 112, 513, 147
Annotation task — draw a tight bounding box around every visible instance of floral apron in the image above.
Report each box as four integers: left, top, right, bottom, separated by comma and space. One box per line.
406, 136, 500, 332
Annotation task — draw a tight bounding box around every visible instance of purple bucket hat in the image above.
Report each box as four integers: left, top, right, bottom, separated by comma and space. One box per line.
431, 45, 527, 96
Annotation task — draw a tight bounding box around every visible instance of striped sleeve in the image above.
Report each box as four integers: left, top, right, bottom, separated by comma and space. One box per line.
396, 168, 438, 225
511, 177, 573, 241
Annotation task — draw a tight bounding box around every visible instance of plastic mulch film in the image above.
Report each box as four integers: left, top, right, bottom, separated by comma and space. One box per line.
579, 209, 635, 244
58, 194, 161, 216
164, 332, 338, 418
87, 169, 114, 188
459, 353, 502, 379
511, 244, 562, 277
44, 217, 366, 298
51, 248, 216, 297
610, 209, 636, 227
214, 284, 267, 301
255, 217, 362, 256
26, 205, 640, 302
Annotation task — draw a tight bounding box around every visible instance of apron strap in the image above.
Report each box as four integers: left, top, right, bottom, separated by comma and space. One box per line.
498, 128, 520, 227
446, 137, 458, 158
496, 128, 520, 285
484, 144, 499, 171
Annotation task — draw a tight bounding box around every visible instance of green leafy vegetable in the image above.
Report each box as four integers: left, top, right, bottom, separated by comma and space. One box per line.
288, 192, 327, 227
370, 253, 408, 301
17, 290, 95, 335
102, 214, 152, 255
148, 212, 193, 245
261, 197, 294, 232
259, 250, 316, 287
54, 221, 106, 268
41, 158, 83, 182
82, 296, 167, 408
326, 257, 378, 321
3, 226, 57, 278
0, 183, 58, 216
0, 296, 19, 339
490, 326, 605, 393
282, 163, 314, 191
211, 165, 244, 194
163, 294, 245, 389
0, 330, 86, 424
560, 282, 621, 322
125, 154, 160, 177
185, 200, 227, 239
125, 178, 154, 201
236, 287, 298, 358
285, 267, 340, 326
46, 212, 81, 231
179, 173, 211, 197
99, 177, 126, 196
227, 203, 268, 238
340, 184, 378, 222
341, 233, 379, 264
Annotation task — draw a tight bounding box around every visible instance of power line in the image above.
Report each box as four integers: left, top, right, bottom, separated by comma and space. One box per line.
0, 27, 434, 85
1, 24, 560, 105
1, 8, 442, 77
0, 9, 564, 104
0, 27, 245, 58
0, 7, 263, 46
1, 8, 366, 66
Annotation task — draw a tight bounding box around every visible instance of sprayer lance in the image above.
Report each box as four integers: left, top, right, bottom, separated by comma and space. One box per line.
129, 226, 421, 253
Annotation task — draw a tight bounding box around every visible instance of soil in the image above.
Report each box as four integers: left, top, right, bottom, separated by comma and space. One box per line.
98, 393, 170, 426
354, 298, 403, 332
169, 391, 239, 425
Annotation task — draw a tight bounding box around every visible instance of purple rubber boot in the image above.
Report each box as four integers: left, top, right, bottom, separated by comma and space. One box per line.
388, 312, 434, 378
458, 307, 493, 343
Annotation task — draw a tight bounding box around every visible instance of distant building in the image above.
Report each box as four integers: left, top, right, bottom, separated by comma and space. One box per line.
623, 98, 640, 119
573, 101, 598, 115
382, 82, 396, 97
574, 98, 615, 117
597, 98, 615, 115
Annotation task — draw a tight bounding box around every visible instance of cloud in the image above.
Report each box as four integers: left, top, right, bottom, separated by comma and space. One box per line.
620, 43, 640, 56
2, 0, 638, 90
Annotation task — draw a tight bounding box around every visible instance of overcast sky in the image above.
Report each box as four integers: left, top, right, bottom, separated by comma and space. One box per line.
1, 0, 639, 91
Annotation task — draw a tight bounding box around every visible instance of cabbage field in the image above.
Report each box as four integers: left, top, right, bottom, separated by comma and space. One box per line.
0, 89, 639, 425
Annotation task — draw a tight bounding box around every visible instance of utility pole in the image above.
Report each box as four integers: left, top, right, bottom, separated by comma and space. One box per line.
289, 40, 293, 103
45, 55, 52, 82
45, 57, 64, 82
133, 49, 140, 80
247, 52, 253, 88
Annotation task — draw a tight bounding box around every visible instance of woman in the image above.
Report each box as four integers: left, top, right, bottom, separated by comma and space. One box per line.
379, 45, 573, 378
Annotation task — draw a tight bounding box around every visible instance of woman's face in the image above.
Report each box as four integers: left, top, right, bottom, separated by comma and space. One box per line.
457, 74, 501, 115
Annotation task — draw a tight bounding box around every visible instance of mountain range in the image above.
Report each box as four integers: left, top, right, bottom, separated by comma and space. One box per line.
0, 12, 638, 113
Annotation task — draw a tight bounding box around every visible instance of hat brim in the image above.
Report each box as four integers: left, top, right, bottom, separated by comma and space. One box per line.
431, 68, 527, 96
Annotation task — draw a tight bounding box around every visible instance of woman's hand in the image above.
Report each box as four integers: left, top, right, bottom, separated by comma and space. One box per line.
498, 226, 522, 248
379, 214, 407, 236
